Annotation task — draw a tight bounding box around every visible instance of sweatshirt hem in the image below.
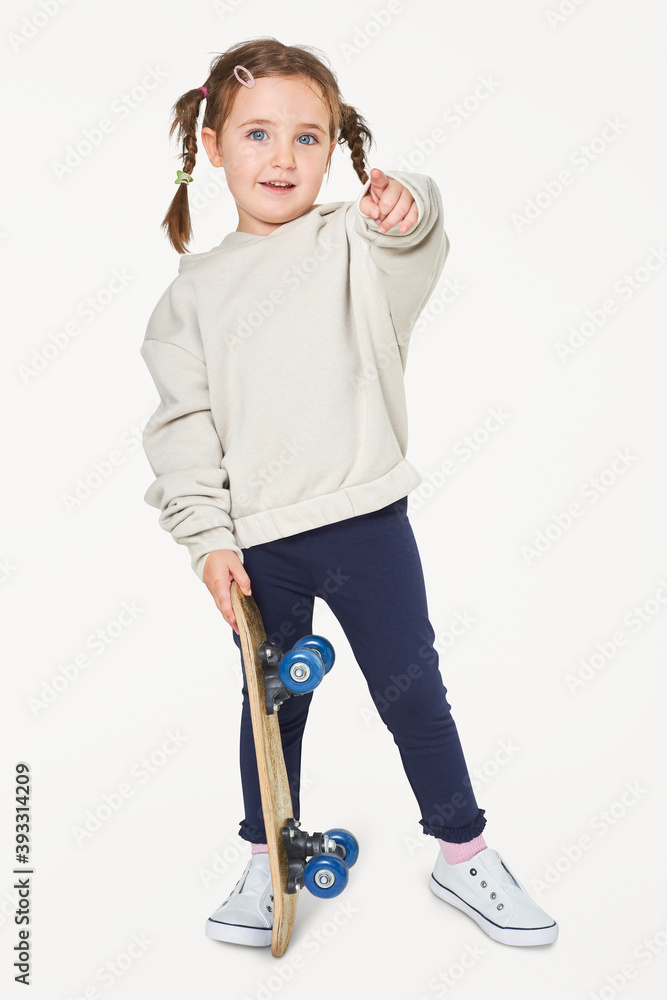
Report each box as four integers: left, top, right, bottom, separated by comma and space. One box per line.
233, 460, 423, 551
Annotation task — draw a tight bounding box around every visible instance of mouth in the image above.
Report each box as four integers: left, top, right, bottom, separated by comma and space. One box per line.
260, 180, 295, 193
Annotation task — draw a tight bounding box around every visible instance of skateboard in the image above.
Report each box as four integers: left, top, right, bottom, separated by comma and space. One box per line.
229, 580, 359, 957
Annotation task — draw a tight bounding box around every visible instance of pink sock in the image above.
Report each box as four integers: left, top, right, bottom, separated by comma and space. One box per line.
251, 842, 269, 855
438, 833, 487, 864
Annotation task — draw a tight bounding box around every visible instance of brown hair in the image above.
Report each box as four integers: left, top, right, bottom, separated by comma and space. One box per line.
161, 37, 375, 254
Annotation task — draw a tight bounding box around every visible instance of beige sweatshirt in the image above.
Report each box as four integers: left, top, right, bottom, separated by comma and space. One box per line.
140, 169, 449, 580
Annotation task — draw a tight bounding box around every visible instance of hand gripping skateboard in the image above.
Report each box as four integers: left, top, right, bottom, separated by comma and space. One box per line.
230, 581, 359, 957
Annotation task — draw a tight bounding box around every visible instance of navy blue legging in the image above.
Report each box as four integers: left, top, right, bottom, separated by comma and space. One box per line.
231, 496, 486, 844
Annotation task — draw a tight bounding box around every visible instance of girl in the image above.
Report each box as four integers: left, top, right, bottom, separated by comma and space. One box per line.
140, 37, 558, 950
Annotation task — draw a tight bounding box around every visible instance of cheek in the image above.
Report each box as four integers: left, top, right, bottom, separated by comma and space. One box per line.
227, 144, 263, 177
297, 147, 327, 173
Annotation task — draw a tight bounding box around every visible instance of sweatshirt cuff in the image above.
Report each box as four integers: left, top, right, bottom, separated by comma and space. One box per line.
354, 170, 425, 241
187, 527, 244, 581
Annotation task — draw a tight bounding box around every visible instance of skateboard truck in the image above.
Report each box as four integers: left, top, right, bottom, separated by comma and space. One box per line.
258, 635, 335, 716
281, 818, 359, 896
258, 640, 288, 714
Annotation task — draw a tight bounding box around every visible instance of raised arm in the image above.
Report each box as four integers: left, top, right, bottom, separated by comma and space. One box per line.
351, 167, 450, 351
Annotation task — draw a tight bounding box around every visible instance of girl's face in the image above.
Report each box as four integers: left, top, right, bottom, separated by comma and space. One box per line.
202, 75, 336, 236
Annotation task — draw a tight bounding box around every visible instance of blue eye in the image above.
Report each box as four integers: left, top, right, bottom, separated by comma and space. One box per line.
245, 130, 319, 144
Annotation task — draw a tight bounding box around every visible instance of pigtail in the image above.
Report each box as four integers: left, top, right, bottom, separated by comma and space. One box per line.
338, 102, 374, 186
160, 86, 208, 255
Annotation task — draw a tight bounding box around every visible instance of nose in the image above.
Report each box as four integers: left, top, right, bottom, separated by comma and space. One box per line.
271, 135, 296, 170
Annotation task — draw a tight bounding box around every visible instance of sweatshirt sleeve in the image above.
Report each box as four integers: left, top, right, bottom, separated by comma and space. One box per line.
352, 170, 449, 347
139, 279, 243, 581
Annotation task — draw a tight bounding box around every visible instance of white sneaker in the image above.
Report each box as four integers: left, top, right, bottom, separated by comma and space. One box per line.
205, 854, 274, 947
430, 847, 559, 946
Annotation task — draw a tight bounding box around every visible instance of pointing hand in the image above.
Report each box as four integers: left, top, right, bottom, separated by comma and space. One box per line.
359, 167, 418, 234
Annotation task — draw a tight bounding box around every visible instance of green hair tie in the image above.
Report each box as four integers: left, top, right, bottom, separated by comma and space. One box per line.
175, 169, 194, 185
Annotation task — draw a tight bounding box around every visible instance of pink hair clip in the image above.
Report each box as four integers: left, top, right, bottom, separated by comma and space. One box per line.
233, 65, 255, 88
199, 86, 207, 97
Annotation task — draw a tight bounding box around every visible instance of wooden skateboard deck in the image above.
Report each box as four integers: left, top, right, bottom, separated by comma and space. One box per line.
230, 580, 299, 957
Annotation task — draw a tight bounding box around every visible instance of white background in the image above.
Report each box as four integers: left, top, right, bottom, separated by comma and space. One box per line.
3, 1, 667, 998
